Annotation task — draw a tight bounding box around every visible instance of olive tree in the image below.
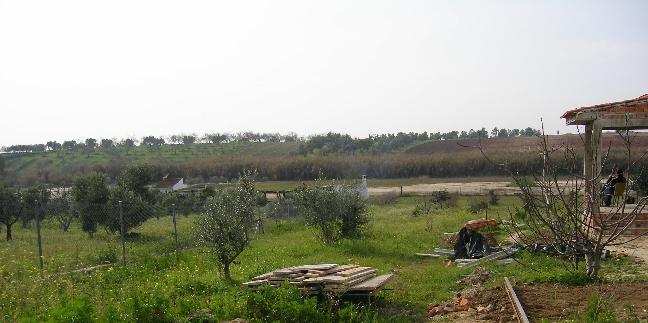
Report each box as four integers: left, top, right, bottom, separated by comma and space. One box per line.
104, 187, 154, 235
47, 188, 77, 232
196, 173, 257, 280
294, 181, 369, 244
71, 173, 109, 236
0, 186, 23, 240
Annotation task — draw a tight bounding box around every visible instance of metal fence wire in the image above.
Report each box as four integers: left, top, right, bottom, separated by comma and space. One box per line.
0, 194, 197, 275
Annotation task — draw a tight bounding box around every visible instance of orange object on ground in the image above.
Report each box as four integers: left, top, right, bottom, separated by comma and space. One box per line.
465, 219, 498, 230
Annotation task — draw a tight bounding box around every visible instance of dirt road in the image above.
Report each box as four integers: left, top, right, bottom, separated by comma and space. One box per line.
369, 181, 520, 196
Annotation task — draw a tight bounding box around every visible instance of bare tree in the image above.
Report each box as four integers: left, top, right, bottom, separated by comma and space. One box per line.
471, 125, 647, 278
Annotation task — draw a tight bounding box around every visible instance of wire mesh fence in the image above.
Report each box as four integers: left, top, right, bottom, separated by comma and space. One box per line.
0, 194, 199, 276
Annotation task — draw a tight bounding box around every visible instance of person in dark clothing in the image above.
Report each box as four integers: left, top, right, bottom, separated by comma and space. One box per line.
602, 169, 626, 206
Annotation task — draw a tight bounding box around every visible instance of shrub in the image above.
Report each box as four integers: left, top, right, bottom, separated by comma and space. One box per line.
411, 200, 433, 217
577, 293, 617, 323
469, 199, 488, 213
294, 182, 369, 244
430, 190, 450, 206
255, 192, 268, 207
487, 190, 499, 205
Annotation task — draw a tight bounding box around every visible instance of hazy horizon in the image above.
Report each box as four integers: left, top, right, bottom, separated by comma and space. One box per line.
2, 0, 647, 147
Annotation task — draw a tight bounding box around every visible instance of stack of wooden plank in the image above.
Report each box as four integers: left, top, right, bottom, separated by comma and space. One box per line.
242, 264, 392, 296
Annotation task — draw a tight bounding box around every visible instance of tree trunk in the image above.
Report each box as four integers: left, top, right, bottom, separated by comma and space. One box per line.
6, 223, 12, 241
223, 262, 231, 281
585, 251, 601, 278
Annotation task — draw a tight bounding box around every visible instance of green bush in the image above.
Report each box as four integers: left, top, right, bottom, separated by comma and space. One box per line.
411, 200, 433, 217
487, 190, 499, 205
430, 190, 457, 207
469, 199, 488, 213
294, 182, 370, 244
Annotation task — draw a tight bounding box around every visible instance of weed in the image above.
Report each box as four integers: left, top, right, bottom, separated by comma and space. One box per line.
576, 293, 617, 323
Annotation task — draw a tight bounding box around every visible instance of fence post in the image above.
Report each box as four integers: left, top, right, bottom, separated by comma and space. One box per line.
35, 199, 44, 270
119, 201, 126, 265
400, 186, 403, 196
172, 203, 178, 253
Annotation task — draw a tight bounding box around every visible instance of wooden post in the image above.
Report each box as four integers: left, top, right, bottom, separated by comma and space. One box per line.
35, 199, 43, 270
119, 201, 126, 265
584, 121, 603, 228
172, 203, 178, 254
584, 124, 594, 228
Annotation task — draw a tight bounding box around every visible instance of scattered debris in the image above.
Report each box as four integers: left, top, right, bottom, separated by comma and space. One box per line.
453, 227, 491, 259
242, 264, 393, 297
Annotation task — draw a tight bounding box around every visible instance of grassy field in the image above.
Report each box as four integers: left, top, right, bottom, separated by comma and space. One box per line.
2, 142, 300, 182
0, 196, 645, 322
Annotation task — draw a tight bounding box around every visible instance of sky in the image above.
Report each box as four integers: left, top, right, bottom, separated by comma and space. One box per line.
1, 0, 647, 146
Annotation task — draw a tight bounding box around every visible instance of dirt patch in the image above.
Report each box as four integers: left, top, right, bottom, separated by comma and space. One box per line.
516, 283, 648, 321
607, 236, 648, 268
429, 276, 648, 322
428, 268, 518, 322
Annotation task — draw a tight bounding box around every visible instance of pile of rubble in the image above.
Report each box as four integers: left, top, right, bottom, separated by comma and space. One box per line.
242, 264, 392, 296
427, 268, 506, 319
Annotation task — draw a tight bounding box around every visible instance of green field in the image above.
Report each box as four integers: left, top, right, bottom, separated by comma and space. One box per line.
1, 195, 644, 322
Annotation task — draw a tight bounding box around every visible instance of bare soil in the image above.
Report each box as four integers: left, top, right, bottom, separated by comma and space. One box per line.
607, 236, 648, 267
434, 283, 648, 322
516, 283, 648, 321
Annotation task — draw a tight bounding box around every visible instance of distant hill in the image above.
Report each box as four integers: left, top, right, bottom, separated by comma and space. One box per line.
2, 133, 647, 186
1, 142, 300, 185
404, 133, 648, 155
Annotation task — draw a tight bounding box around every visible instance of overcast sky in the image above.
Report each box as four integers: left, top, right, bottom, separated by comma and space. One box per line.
1, 0, 647, 146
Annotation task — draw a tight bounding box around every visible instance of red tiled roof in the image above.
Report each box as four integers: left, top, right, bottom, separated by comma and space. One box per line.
561, 93, 648, 119
157, 178, 182, 188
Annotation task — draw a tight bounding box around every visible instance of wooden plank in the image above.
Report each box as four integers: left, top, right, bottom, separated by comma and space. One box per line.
461, 248, 517, 269
337, 266, 372, 277
415, 253, 440, 258
433, 248, 455, 256
322, 264, 359, 275
504, 277, 530, 323
242, 279, 268, 287
304, 269, 377, 284
293, 264, 338, 271
348, 274, 393, 291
